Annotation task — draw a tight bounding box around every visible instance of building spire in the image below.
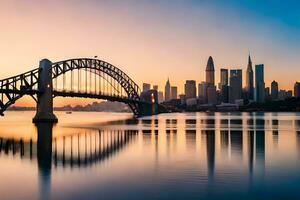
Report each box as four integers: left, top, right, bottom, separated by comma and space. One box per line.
248, 53, 252, 64
247, 53, 252, 71
206, 56, 215, 71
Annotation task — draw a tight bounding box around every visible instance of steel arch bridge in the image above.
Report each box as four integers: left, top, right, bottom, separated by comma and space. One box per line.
0, 58, 165, 122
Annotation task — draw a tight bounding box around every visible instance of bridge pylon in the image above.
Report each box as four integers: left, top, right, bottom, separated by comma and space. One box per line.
33, 59, 58, 123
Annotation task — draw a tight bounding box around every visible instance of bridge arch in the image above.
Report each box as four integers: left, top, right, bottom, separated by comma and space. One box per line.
0, 58, 163, 120
51, 58, 142, 116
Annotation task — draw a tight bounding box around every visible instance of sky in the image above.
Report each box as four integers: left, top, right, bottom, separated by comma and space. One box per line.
0, 0, 299, 106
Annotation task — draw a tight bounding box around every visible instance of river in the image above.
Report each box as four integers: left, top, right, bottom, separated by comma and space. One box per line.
0, 111, 300, 200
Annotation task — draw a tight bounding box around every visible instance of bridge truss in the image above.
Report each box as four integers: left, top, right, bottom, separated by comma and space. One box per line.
0, 58, 152, 117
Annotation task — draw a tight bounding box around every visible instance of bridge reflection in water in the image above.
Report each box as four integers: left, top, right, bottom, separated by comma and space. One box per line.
2, 114, 300, 176
0, 126, 138, 169
2, 112, 300, 199
0, 124, 138, 199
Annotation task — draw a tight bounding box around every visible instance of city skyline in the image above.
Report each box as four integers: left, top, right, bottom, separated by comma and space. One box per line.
1, 0, 300, 107
2, 2, 300, 200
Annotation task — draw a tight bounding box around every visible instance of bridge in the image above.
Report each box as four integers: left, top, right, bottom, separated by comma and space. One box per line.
0, 129, 138, 168
0, 58, 166, 122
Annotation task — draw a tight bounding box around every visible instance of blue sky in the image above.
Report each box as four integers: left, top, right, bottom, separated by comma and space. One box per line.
0, 0, 299, 103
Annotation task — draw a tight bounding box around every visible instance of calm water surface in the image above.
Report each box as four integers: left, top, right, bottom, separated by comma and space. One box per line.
1, 111, 300, 200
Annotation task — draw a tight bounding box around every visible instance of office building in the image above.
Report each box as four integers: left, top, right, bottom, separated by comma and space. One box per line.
220, 68, 229, 103
294, 82, 300, 97
198, 81, 207, 103
185, 80, 196, 99
179, 94, 186, 105
265, 87, 270, 101
207, 86, 217, 104
229, 69, 242, 103
255, 64, 265, 103
206, 56, 215, 86
220, 85, 229, 103
171, 86, 178, 99
220, 68, 228, 87
158, 91, 164, 103
271, 80, 278, 100
140, 89, 158, 103
245, 54, 254, 100
164, 78, 171, 101
278, 90, 292, 100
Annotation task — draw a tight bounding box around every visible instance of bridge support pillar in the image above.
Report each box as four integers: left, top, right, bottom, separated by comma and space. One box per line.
33, 59, 58, 123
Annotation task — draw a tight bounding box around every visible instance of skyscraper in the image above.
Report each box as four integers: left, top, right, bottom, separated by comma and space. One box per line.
271, 80, 279, 100
185, 80, 196, 99
153, 85, 158, 91
265, 87, 270, 101
220, 68, 229, 103
220, 68, 228, 86
171, 86, 178, 99
294, 82, 300, 97
206, 56, 215, 86
255, 64, 265, 103
246, 54, 254, 100
158, 91, 164, 103
229, 69, 242, 103
198, 81, 207, 103
205, 56, 215, 104
164, 78, 171, 101
207, 86, 217, 104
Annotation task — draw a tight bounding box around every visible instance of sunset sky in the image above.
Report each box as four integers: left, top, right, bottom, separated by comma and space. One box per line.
0, 0, 299, 106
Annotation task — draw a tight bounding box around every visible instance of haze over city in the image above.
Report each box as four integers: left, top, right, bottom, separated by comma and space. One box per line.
1, 0, 300, 106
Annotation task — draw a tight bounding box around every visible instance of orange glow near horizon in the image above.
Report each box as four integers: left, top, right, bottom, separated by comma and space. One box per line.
1, 1, 299, 107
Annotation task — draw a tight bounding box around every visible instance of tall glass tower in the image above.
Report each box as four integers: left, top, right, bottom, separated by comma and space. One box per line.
164, 78, 171, 101
206, 56, 215, 86
255, 64, 265, 103
246, 54, 254, 100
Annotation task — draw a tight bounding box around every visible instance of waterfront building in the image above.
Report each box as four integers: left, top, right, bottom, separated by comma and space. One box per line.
255, 64, 265, 103
294, 82, 300, 97
287, 90, 293, 98
206, 56, 215, 86
198, 82, 206, 98
265, 87, 271, 101
171, 86, 178, 99
185, 80, 196, 99
220, 68, 229, 103
245, 54, 254, 100
229, 69, 242, 103
179, 94, 186, 105
271, 80, 278, 100
164, 78, 171, 101
142, 83, 151, 92
220, 68, 228, 87
221, 85, 229, 103
278, 90, 292, 100
158, 91, 164, 103
207, 86, 217, 104
198, 81, 207, 102
140, 89, 158, 103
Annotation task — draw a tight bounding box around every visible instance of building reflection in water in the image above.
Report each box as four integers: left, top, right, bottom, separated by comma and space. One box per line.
202, 116, 216, 182
255, 113, 265, 189
295, 119, 300, 154
0, 112, 277, 197
205, 130, 215, 181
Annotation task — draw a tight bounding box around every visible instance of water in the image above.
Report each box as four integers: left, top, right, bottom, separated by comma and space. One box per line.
1, 111, 300, 200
